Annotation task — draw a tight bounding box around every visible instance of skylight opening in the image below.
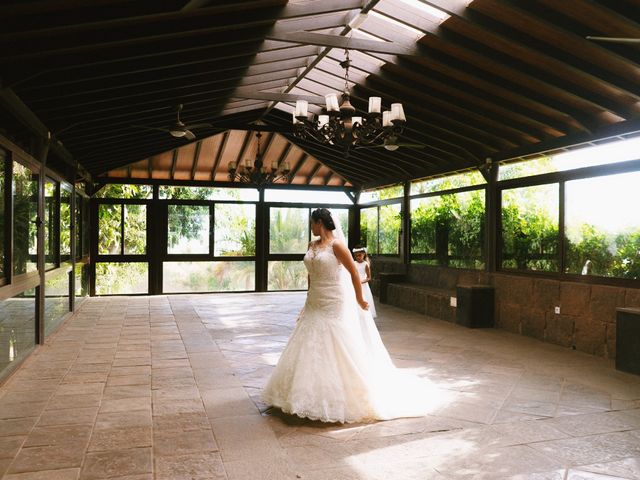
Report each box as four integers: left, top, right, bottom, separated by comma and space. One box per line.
395, 0, 450, 22
369, 10, 425, 39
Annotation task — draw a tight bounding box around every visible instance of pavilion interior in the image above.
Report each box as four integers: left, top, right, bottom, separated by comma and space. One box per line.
1, 1, 640, 479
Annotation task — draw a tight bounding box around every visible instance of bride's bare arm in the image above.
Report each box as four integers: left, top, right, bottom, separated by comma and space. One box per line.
332, 240, 369, 311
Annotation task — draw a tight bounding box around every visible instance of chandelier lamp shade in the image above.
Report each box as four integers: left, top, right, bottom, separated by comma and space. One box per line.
228, 132, 292, 186
292, 51, 406, 151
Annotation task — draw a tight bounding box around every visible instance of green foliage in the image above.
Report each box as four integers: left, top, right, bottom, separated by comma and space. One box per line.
214, 204, 256, 256
12, 164, 38, 275
268, 261, 307, 290
379, 204, 401, 254
565, 224, 614, 275
612, 232, 640, 279
95, 184, 151, 199
95, 262, 148, 294
167, 205, 207, 252
270, 208, 307, 254
501, 185, 559, 271
410, 190, 485, 268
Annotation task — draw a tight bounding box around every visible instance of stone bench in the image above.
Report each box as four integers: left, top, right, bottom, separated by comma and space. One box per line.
379, 275, 494, 327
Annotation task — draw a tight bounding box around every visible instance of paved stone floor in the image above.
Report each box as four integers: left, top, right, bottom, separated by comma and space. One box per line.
1, 293, 640, 479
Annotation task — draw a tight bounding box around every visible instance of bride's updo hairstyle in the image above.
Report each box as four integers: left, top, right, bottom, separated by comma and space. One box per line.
311, 208, 336, 231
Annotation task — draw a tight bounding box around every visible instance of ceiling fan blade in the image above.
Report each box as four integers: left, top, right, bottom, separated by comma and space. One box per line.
183, 130, 196, 141
130, 125, 170, 133
184, 123, 213, 130
586, 36, 640, 44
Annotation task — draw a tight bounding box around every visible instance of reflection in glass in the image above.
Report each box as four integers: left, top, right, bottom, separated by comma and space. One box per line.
0, 290, 36, 381
13, 162, 38, 275
124, 204, 146, 254
167, 205, 209, 254
44, 180, 57, 270
99, 204, 121, 255
501, 184, 559, 272
214, 204, 256, 256
270, 208, 308, 254
60, 186, 72, 259
565, 171, 640, 279
45, 272, 70, 336
96, 262, 148, 294
268, 261, 307, 290
359, 207, 378, 254
163, 261, 255, 292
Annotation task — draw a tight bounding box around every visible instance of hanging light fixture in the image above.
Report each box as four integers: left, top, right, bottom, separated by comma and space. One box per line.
292, 49, 406, 151
228, 132, 292, 185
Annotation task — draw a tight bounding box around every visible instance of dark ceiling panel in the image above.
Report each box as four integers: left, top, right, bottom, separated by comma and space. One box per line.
2, 0, 640, 189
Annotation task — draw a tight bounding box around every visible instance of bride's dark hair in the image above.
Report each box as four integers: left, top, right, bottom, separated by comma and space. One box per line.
311, 208, 336, 231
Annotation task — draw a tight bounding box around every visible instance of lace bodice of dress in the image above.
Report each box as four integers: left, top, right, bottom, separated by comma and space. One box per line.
303, 240, 343, 286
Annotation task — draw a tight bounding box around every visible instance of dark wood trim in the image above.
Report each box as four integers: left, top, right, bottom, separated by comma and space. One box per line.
211, 132, 229, 181
0, 271, 40, 302
190, 141, 202, 181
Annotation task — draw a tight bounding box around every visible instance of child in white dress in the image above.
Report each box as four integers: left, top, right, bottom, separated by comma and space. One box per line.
353, 246, 377, 318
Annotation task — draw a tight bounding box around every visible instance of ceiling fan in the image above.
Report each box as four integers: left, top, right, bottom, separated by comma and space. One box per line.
131, 104, 213, 140
586, 36, 640, 44
355, 135, 426, 151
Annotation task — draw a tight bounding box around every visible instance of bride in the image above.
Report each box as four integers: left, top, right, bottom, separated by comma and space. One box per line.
262, 208, 433, 423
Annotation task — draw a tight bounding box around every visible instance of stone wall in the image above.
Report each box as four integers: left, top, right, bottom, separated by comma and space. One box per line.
372, 261, 640, 360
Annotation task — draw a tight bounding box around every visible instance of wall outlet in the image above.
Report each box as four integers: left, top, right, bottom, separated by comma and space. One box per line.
554, 306, 561, 314
450, 296, 457, 307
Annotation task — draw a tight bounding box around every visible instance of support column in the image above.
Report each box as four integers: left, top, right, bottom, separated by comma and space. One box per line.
255, 188, 268, 292
35, 134, 50, 344
485, 160, 499, 273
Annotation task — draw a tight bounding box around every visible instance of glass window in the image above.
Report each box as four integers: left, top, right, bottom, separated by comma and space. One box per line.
163, 261, 255, 292
0, 151, 5, 280
167, 205, 210, 254
96, 262, 148, 294
45, 272, 70, 336
214, 204, 256, 256
44, 179, 57, 270
95, 184, 152, 199
0, 290, 36, 380
565, 171, 640, 279
60, 186, 72, 260
498, 156, 557, 181
98, 204, 121, 255
264, 188, 352, 204
124, 204, 146, 254
501, 184, 559, 272
270, 207, 308, 254
13, 162, 38, 276
411, 170, 485, 195
268, 261, 308, 290
75, 262, 89, 298
360, 207, 378, 254
411, 191, 485, 268
159, 186, 258, 201
81, 196, 90, 257
359, 184, 404, 203
379, 204, 401, 254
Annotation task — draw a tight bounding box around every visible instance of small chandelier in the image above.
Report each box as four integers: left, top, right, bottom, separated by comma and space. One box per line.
292, 50, 406, 151
228, 132, 292, 185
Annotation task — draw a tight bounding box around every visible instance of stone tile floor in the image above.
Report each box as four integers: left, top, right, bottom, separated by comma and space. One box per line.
0, 292, 639, 479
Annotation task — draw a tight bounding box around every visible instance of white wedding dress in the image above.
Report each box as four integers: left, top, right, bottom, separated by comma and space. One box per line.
262, 239, 433, 423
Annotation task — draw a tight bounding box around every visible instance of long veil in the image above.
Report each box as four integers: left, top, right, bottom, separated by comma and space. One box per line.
328, 210, 347, 247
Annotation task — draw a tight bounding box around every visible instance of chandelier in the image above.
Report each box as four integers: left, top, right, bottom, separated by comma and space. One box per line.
292, 50, 406, 151
228, 132, 292, 185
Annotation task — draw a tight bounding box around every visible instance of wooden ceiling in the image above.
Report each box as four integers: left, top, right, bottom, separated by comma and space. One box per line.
1, 0, 640, 189
104, 130, 351, 186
